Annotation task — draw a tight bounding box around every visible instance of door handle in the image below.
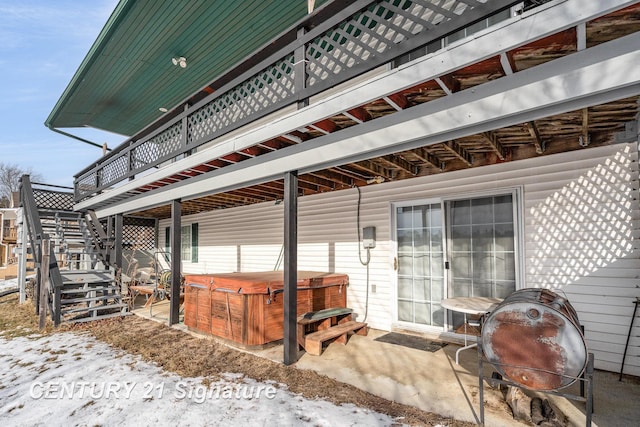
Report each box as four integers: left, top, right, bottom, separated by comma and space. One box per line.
393, 257, 398, 271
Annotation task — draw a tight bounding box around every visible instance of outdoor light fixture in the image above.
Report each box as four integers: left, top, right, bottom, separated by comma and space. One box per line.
158, 107, 168, 113
171, 56, 187, 68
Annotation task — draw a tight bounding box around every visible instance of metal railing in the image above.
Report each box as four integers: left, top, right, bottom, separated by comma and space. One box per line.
73, 0, 522, 202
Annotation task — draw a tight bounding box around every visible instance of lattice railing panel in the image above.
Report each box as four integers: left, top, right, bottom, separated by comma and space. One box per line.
33, 189, 74, 211
100, 153, 129, 188
307, 0, 477, 86
188, 55, 296, 144
133, 122, 183, 169
76, 172, 98, 198
123, 217, 156, 250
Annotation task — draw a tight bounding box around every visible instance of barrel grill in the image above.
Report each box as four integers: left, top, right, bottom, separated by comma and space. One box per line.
481, 288, 587, 391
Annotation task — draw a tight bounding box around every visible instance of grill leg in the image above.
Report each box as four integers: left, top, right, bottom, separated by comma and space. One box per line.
580, 324, 585, 397
478, 341, 485, 425
586, 352, 594, 427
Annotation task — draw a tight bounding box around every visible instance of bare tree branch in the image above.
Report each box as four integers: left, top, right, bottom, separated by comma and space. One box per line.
0, 162, 42, 207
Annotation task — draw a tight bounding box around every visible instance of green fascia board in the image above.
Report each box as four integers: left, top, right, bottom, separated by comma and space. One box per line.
46, 0, 328, 137
45, 0, 135, 131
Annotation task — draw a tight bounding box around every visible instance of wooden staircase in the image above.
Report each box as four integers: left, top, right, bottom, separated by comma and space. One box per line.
59, 270, 128, 323
20, 177, 128, 325
39, 210, 101, 271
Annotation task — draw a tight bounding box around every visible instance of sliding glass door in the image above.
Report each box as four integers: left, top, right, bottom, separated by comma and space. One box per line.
394, 191, 519, 330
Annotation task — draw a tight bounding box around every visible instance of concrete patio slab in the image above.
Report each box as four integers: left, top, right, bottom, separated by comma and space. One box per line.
133, 299, 640, 426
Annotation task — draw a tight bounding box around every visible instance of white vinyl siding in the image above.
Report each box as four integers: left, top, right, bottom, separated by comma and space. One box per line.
523, 143, 640, 375
161, 142, 640, 376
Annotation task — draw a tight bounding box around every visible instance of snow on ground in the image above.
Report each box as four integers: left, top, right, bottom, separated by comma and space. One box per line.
0, 278, 406, 425
0, 278, 19, 292
0, 331, 399, 426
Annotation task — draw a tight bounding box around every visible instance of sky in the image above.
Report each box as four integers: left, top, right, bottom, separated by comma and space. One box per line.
0, 0, 126, 187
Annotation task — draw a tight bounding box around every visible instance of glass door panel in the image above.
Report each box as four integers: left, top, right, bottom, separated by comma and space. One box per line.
447, 194, 517, 330
448, 194, 515, 299
396, 204, 444, 327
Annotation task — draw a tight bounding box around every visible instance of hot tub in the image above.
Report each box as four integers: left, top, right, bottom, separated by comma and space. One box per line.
183, 271, 348, 347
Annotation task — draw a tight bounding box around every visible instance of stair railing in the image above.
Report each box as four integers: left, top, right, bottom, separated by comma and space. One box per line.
84, 210, 115, 268
19, 175, 65, 325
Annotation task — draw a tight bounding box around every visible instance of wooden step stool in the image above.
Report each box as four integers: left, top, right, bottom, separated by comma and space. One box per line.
297, 307, 367, 356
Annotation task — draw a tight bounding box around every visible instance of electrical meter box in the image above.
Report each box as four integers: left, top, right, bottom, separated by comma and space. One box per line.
363, 226, 376, 249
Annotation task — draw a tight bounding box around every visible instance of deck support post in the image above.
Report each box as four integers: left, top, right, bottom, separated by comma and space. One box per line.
105, 216, 114, 269
114, 214, 123, 276
283, 170, 298, 365
39, 239, 50, 329
169, 199, 181, 325
18, 213, 27, 303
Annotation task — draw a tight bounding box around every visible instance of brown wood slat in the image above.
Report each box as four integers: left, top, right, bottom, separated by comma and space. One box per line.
298, 307, 353, 325
195, 288, 211, 331
183, 272, 348, 346
304, 320, 367, 356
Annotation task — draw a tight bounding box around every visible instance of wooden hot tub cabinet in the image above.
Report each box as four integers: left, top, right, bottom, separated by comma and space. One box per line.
183, 271, 348, 346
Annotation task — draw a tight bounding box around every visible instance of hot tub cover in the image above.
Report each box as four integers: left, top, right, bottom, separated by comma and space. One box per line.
184, 271, 348, 295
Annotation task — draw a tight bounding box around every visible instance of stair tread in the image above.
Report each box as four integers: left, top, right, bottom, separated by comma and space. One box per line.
61, 278, 114, 284
305, 321, 368, 342
38, 212, 80, 220
67, 312, 130, 323
25, 207, 121, 327
62, 303, 127, 314
61, 294, 121, 304
61, 286, 118, 294
61, 270, 114, 280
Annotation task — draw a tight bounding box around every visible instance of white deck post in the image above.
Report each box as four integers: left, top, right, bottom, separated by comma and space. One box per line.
17, 209, 27, 304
